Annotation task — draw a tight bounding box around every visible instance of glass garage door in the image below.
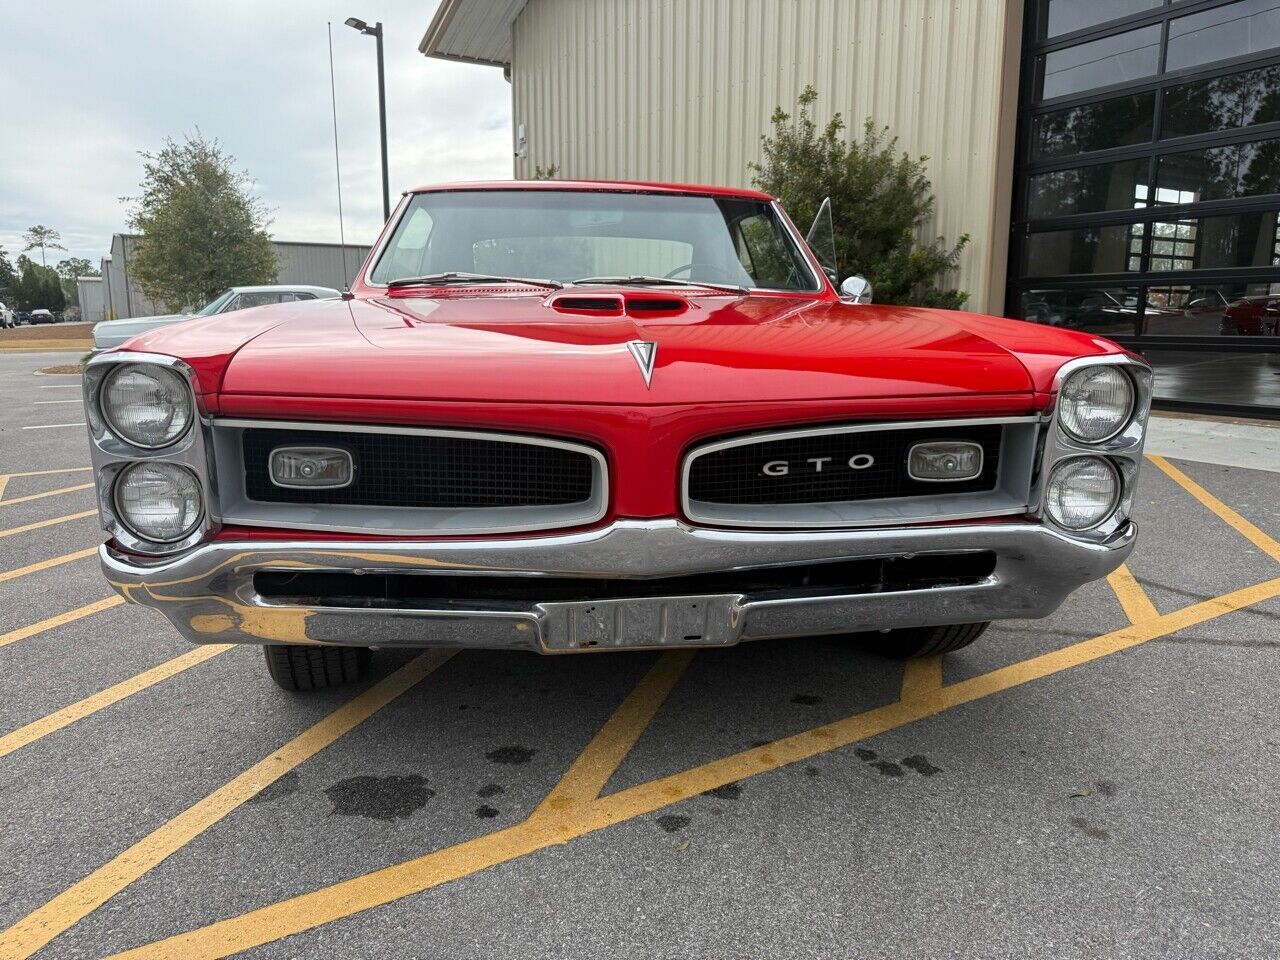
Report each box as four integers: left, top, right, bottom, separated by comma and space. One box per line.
1010, 0, 1280, 416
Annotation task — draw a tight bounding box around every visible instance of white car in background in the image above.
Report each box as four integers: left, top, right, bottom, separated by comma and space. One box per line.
91, 284, 341, 352
0, 302, 14, 328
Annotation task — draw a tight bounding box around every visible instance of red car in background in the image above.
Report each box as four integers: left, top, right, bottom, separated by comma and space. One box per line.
83, 181, 1151, 693
1224, 295, 1280, 336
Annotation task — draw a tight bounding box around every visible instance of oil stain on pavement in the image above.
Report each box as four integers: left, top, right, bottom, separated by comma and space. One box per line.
325, 775, 435, 821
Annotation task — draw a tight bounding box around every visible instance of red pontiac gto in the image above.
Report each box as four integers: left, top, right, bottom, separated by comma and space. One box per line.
84, 181, 1151, 692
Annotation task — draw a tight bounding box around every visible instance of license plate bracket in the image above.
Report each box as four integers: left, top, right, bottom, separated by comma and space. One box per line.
538, 594, 743, 651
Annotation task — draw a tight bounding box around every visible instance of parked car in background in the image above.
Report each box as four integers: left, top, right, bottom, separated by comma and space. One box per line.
84, 180, 1151, 694
91, 284, 341, 352
29, 309, 57, 325
0, 302, 14, 328
1223, 295, 1280, 337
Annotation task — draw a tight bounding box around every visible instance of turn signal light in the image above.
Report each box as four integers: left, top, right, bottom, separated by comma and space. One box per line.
907, 441, 984, 482
269, 447, 354, 489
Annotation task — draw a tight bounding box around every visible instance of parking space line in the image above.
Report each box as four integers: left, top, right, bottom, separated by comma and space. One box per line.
22, 422, 87, 430
1106, 563, 1160, 624
99, 576, 1280, 960
0, 483, 95, 507
0, 510, 98, 540
534, 650, 694, 817
0, 548, 99, 585
899, 656, 943, 702
0, 476, 8, 501
0, 650, 456, 960
33, 399, 83, 404
1147, 454, 1280, 563
0, 646, 231, 759
0, 597, 124, 650
0, 467, 91, 479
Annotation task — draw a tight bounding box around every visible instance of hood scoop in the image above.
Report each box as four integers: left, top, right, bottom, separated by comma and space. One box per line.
550, 292, 690, 317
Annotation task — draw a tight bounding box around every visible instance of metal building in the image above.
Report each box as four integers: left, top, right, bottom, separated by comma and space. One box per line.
421, 0, 1280, 418
76, 276, 106, 324
99, 234, 373, 320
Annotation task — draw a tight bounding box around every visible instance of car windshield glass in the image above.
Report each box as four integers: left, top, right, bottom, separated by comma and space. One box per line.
369, 190, 821, 292
194, 290, 236, 317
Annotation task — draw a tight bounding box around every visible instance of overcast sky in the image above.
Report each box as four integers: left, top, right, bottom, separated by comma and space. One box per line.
0, 0, 513, 267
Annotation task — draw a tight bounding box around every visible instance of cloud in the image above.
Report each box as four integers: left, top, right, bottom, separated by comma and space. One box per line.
0, 0, 513, 265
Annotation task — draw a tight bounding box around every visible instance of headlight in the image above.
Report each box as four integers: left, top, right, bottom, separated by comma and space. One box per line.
114, 462, 204, 543
1045, 456, 1120, 531
1058, 365, 1134, 443
100, 363, 193, 448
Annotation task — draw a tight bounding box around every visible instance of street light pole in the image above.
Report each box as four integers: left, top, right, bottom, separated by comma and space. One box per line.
345, 17, 391, 222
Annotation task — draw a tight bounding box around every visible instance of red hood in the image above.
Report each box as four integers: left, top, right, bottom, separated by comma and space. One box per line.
216, 293, 1041, 405
123, 290, 1122, 406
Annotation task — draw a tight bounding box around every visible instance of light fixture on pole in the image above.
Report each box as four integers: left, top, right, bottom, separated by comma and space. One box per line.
344, 17, 391, 222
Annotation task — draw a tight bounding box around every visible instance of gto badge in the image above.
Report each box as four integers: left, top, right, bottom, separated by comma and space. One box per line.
626, 340, 658, 388
762, 454, 875, 477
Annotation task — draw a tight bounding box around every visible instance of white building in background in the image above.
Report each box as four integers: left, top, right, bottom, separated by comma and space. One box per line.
76, 275, 106, 324
99, 234, 373, 320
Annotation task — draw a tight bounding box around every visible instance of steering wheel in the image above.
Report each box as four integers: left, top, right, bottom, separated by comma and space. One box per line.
663, 261, 742, 284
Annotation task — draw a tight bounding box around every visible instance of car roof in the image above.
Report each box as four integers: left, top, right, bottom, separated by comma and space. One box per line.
228, 285, 341, 295
404, 179, 778, 202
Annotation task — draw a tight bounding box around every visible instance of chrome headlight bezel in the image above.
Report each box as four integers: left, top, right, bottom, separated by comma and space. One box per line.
1058, 365, 1136, 444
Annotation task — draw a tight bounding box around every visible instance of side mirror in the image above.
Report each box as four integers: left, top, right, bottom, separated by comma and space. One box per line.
840, 275, 873, 304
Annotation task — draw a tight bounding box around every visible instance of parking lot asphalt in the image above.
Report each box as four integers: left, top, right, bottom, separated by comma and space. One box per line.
0, 348, 1277, 959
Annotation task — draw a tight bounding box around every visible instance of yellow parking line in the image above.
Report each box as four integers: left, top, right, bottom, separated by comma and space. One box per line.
0, 650, 456, 960
1106, 563, 1160, 624
534, 650, 694, 818
0, 597, 123, 650
0, 645, 231, 758
0, 482, 95, 507
899, 656, 943, 702
0, 476, 8, 500
100, 577, 1280, 960
1147, 454, 1280, 563
0, 548, 99, 585
0, 466, 91, 480
0, 509, 97, 540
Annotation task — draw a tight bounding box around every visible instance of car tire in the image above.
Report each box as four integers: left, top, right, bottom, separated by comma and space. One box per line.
263, 644, 371, 691
865, 622, 990, 658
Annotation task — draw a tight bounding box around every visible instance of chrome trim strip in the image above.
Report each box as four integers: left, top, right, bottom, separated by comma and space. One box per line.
214, 418, 610, 537
680, 416, 1040, 529
101, 518, 1137, 652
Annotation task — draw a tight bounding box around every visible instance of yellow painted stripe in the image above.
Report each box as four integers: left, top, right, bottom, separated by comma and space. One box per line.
0, 547, 99, 585
0, 466, 91, 480
1147, 454, 1280, 564
101, 577, 1280, 960
0, 650, 455, 960
1106, 563, 1160, 624
534, 649, 694, 817
899, 656, 943, 703
0, 476, 8, 500
0, 597, 123, 650
0, 645, 231, 758
0, 339, 93, 351
0, 482, 94, 507
0, 509, 97, 540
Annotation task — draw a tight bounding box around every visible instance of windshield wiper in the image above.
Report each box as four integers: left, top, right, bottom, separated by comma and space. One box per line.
385, 272, 563, 290
572, 275, 748, 295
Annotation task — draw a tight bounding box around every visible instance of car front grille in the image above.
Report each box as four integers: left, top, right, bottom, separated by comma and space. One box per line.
241, 427, 596, 509
686, 423, 1003, 507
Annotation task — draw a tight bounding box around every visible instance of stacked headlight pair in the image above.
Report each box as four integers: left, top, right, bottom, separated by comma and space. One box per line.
1044, 365, 1135, 532
98, 364, 204, 544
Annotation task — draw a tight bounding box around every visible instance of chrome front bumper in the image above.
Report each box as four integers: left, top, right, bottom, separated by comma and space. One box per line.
101, 519, 1136, 653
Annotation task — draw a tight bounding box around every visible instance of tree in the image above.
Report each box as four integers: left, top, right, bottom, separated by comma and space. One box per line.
56, 258, 100, 308
749, 86, 969, 309
13, 255, 66, 311
125, 132, 278, 310
23, 225, 66, 268
0, 245, 16, 302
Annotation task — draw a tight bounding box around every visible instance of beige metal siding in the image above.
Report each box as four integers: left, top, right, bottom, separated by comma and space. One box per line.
510, 0, 1018, 314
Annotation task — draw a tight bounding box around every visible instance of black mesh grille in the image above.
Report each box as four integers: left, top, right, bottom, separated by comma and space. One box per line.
687, 424, 1002, 506
242, 428, 595, 508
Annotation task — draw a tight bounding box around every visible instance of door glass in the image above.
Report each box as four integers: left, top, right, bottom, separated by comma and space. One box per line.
1045, 0, 1162, 38
1156, 139, 1280, 204
1144, 282, 1280, 336
1020, 287, 1141, 335
1166, 0, 1280, 72
804, 197, 838, 281
1027, 158, 1150, 217
1161, 63, 1280, 139
1040, 25, 1161, 99
1024, 223, 1139, 276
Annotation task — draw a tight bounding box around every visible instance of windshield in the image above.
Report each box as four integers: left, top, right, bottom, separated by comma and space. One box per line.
369, 190, 821, 292
194, 289, 236, 317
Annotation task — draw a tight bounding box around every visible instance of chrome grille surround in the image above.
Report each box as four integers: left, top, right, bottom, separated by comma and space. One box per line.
681, 416, 1043, 529
212, 419, 609, 537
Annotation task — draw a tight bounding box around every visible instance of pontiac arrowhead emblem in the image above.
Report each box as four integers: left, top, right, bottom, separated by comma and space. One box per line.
626, 340, 658, 388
